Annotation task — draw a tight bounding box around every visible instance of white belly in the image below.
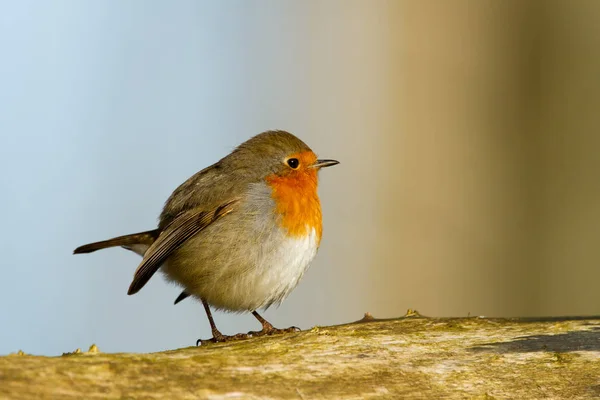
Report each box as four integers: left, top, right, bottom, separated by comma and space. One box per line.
248, 227, 320, 309
201, 226, 320, 311
161, 224, 320, 312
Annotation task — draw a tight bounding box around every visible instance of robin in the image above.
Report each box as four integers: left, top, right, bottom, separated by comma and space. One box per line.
74, 130, 339, 345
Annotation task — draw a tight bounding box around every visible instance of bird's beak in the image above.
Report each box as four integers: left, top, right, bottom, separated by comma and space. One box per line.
311, 159, 340, 169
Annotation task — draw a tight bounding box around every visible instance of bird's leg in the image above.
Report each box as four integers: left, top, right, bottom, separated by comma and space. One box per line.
248, 311, 300, 337
196, 299, 249, 346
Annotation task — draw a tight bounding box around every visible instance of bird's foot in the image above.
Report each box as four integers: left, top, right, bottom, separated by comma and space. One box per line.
196, 331, 250, 346
249, 311, 300, 337
248, 325, 300, 337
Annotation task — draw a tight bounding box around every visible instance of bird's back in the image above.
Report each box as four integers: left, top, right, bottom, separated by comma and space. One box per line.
159, 130, 312, 229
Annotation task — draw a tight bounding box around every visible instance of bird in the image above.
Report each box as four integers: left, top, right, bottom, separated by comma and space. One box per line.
73, 130, 339, 345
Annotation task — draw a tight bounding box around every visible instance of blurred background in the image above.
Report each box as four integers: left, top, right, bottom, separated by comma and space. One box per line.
1, 0, 600, 356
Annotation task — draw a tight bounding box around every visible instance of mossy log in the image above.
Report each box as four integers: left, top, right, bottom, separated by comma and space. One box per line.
2, 312, 600, 399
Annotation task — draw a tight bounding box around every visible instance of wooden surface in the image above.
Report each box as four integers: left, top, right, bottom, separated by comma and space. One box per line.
2, 312, 600, 399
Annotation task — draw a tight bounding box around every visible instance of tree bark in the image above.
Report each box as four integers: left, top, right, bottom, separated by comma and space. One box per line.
2, 312, 600, 399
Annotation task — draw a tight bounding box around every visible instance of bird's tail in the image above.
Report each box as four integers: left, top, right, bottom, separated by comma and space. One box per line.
73, 229, 159, 255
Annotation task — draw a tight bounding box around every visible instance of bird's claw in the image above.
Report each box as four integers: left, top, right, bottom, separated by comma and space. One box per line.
196, 332, 250, 346
247, 325, 301, 337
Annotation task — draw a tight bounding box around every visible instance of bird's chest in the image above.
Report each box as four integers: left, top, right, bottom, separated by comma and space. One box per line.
264, 227, 319, 274
266, 171, 323, 243
241, 181, 323, 307
254, 226, 320, 307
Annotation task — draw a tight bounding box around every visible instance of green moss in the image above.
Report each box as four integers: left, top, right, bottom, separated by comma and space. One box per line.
553, 352, 579, 364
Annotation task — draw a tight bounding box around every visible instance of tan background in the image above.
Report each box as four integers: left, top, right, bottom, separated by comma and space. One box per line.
1, 1, 599, 355
286, 0, 600, 323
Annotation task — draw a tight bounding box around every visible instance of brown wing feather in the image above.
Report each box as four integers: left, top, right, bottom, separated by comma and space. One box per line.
127, 198, 239, 295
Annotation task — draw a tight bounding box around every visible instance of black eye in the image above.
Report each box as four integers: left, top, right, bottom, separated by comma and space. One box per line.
287, 158, 300, 169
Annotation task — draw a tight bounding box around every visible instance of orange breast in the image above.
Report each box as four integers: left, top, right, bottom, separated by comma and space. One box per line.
266, 151, 323, 243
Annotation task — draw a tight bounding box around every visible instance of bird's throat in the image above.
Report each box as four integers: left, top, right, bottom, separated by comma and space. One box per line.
266, 170, 322, 243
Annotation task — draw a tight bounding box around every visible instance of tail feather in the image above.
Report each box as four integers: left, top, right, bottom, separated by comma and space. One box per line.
174, 291, 191, 305
73, 229, 159, 254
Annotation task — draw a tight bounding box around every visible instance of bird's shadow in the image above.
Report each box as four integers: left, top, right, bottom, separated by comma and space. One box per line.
469, 324, 600, 354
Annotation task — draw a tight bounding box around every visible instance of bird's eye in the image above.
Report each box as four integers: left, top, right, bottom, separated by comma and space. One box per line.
287, 158, 300, 169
